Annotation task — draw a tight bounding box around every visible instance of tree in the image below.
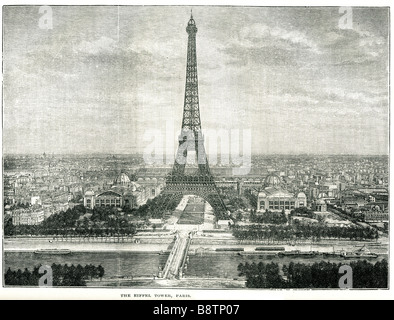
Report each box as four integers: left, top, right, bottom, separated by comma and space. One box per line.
4, 217, 15, 236
97, 265, 105, 280
265, 262, 284, 288
236, 212, 243, 221
4, 267, 15, 285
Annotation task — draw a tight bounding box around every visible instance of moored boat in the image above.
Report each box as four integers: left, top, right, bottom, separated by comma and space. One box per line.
340, 252, 378, 259
322, 251, 342, 257
340, 245, 378, 259
216, 248, 244, 252
34, 249, 71, 255
255, 246, 285, 251
278, 250, 319, 257
341, 252, 378, 259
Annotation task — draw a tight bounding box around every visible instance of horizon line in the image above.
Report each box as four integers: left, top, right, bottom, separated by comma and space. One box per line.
3, 152, 389, 156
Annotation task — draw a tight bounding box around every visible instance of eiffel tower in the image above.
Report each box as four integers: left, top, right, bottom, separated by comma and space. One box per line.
163, 13, 227, 218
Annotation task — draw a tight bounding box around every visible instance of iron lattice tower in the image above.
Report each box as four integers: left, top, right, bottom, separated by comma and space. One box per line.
164, 13, 227, 218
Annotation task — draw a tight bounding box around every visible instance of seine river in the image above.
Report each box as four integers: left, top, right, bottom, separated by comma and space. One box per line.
4, 252, 170, 279
184, 253, 388, 278
4, 251, 388, 281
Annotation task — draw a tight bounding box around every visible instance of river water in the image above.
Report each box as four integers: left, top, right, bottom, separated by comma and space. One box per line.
184, 253, 388, 279
4, 251, 169, 279
4, 251, 388, 281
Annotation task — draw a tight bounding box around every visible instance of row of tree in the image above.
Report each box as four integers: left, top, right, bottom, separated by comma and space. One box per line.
5, 193, 185, 237
243, 189, 257, 208
218, 186, 239, 199
289, 207, 315, 219
326, 205, 359, 223
218, 187, 248, 216
123, 193, 182, 219
250, 210, 288, 224
238, 259, 388, 288
4, 205, 139, 237
226, 197, 247, 211
4, 263, 104, 286
43, 205, 87, 229
4, 221, 138, 238
232, 224, 379, 242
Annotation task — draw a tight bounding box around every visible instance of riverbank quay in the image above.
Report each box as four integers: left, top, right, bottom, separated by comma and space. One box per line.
4, 233, 387, 255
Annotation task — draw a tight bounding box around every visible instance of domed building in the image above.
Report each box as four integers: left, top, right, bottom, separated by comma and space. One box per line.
84, 189, 130, 209
264, 174, 282, 187
313, 199, 327, 212
83, 172, 163, 210
114, 172, 131, 186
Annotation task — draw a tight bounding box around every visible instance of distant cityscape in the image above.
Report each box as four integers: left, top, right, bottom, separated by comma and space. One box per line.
4, 153, 388, 230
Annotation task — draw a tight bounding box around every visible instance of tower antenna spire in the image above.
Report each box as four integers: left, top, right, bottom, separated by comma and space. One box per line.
191, 9, 193, 19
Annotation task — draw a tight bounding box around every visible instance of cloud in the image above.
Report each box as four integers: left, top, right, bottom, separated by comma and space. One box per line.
319, 28, 388, 66
74, 36, 118, 55
221, 45, 298, 67
2, 6, 389, 155
322, 87, 387, 105
358, 32, 386, 58
216, 22, 323, 68
238, 23, 321, 54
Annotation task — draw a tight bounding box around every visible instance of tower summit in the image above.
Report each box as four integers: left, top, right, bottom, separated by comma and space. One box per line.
163, 14, 227, 218
175, 12, 208, 176
186, 11, 197, 34
182, 12, 200, 132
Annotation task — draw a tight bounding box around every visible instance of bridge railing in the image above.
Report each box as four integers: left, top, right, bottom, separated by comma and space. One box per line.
179, 236, 192, 276
161, 235, 181, 279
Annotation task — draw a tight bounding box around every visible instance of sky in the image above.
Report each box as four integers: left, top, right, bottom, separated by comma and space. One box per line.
2, 6, 389, 155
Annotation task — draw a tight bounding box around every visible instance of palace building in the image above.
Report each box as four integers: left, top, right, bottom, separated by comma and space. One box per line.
83, 173, 163, 209
257, 188, 307, 212
256, 174, 307, 212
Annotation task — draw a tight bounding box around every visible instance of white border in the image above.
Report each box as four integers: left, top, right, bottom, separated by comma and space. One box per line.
0, 0, 392, 300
